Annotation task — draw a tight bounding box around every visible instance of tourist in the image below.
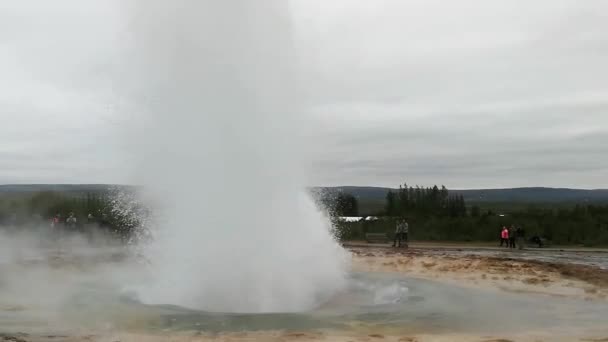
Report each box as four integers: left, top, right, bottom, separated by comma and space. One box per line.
509, 225, 516, 249
531, 235, 544, 248
401, 218, 409, 247
500, 226, 509, 247
50, 213, 63, 242
392, 217, 409, 248
66, 212, 77, 230
50, 213, 61, 228
516, 226, 526, 250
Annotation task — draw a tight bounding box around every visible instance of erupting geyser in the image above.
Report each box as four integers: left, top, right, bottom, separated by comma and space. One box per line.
121, 1, 349, 313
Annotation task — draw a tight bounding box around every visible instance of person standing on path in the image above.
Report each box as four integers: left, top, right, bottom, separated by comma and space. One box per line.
66, 212, 77, 231
500, 226, 509, 247
515, 226, 526, 250
509, 225, 516, 249
392, 218, 409, 248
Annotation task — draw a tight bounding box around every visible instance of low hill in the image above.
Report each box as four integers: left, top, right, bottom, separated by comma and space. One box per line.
3, 184, 607, 204
0, 184, 112, 194
452, 188, 608, 203
319, 186, 608, 204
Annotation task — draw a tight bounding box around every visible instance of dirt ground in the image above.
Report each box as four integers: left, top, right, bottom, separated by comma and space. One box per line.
31, 331, 607, 342
350, 247, 608, 301
3, 246, 608, 342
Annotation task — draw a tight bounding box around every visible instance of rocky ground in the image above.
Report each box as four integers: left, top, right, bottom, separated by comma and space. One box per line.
350, 247, 608, 301
2, 246, 608, 342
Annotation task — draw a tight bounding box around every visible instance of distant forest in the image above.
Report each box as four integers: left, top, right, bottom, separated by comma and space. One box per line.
323, 183, 608, 246
2, 184, 608, 246
0, 188, 142, 240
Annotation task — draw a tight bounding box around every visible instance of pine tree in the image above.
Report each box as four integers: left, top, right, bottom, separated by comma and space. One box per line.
398, 183, 409, 214
385, 191, 398, 216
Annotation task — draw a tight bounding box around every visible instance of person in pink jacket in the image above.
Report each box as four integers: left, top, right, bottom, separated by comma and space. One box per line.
500, 226, 509, 247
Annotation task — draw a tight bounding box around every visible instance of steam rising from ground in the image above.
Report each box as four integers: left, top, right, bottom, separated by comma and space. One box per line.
0, 228, 138, 332
121, 1, 349, 312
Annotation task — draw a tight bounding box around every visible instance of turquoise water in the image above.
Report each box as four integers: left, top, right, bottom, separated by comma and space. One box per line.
1, 245, 607, 336
41, 272, 606, 335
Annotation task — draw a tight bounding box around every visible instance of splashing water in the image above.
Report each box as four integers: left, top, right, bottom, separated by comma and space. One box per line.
119, 1, 350, 313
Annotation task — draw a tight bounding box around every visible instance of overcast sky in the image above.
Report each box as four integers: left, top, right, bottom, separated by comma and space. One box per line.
1, 1, 607, 189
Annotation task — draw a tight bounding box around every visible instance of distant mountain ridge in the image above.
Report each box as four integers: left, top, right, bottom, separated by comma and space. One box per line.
452, 187, 608, 203
2, 184, 608, 203
318, 186, 608, 204
0, 184, 137, 197
0, 184, 113, 193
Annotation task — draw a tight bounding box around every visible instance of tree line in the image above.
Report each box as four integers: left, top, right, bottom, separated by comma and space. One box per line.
385, 184, 466, 218
0, 189, 143, 240
3, 185, 608, 246
330, 182, 608, 246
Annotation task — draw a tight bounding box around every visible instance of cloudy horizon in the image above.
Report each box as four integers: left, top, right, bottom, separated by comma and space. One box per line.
1, 1, 607, 189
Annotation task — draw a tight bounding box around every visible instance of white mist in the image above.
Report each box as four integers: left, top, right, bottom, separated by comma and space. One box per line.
121, 1, 349, 313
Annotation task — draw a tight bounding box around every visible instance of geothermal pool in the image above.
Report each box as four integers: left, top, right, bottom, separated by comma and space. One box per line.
122, 273, 608, 335
1, 243, 607, 339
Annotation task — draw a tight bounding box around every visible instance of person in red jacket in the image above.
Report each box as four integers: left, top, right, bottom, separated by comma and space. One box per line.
51, 214, 61, 228
500, 226, 509, 247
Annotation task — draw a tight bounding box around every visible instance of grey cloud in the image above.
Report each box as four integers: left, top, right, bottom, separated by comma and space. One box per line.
298, 0, 608, 188
1, 0, 607, 188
